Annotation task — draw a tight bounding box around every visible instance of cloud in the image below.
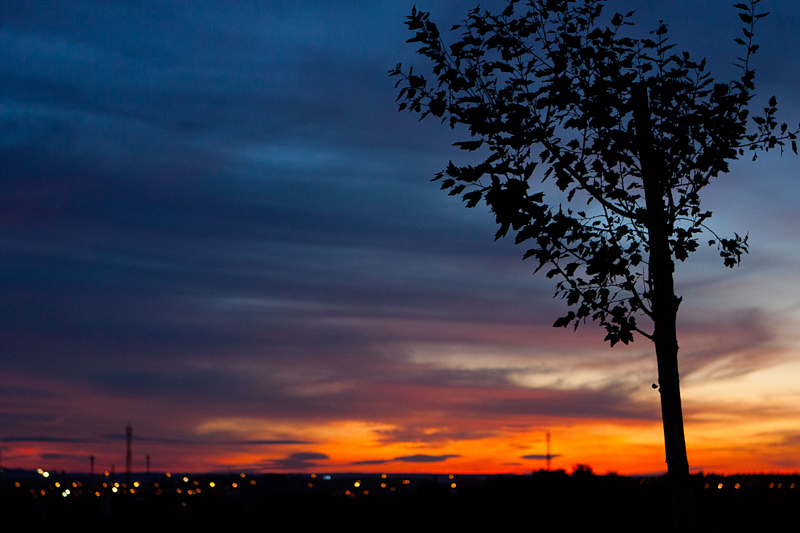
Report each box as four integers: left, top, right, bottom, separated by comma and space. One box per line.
373, 426, 495, 446
522, 454, 563, 460
393, 454, 461, 463
679, 308, 784, 381
101, 434, 308, 446
265, 452, 329, 471
3, 0, 800, 475
40, 453, 71, 460
350, 454, 462, 465
0, 436, 92, 443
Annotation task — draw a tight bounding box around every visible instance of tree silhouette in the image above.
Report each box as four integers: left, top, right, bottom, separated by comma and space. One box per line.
390, 1, 797, 531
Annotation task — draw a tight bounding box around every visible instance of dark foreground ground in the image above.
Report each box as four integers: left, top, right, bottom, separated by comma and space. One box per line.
1, 468, 797, 532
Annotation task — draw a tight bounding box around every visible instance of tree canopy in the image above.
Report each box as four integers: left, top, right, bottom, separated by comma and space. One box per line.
391, 0, 797, 347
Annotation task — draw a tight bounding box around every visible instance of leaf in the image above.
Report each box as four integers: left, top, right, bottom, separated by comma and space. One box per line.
453, 140, 483, 151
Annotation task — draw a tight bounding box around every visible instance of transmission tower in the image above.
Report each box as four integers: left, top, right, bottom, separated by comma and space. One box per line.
546, 431, 551, 471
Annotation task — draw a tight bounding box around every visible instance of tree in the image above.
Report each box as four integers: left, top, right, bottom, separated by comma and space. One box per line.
390, 1, 797, 531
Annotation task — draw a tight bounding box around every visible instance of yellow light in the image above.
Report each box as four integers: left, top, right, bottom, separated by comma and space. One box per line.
112, 487, 118, 493
717, 483, 722, 489
95, 491, 100, 497
72, 482, 78, 488
232, 483, 238, 488
311, 473, 316, 478
42, 471, 50, 478
114, 483, 119, 488
133, 481, 140, 487
105, 471, 110, 477
354, 481, 361, 488
130, 489, 135, 494
183, 477, 189, 483
65, 489, 70, 495
381, 474, 387, 479
37, 469, 43, 474
55, 482, 61, 488
451, 483, 457, 489
209, 482, 215, 488
240, 473, 246, 478
166, 473, 171, 478
380, 483, 386, 488
187, 490, 193, 495
449, 474, 454, 480
402, 479, 410, 485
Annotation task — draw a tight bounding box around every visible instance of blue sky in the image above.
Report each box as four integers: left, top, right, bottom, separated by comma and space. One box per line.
2, 0, 800, 474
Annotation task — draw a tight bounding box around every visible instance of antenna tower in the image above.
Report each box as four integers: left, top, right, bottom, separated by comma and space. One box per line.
126, 424, 132, 488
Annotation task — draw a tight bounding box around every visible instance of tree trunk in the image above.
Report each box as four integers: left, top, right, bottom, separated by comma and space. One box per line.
633, 84, 697, 533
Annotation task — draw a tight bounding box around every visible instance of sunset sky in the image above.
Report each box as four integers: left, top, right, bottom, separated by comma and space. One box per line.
3, 0, 800, 476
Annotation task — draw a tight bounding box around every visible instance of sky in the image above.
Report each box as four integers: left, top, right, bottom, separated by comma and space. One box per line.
2, 0, 800, 476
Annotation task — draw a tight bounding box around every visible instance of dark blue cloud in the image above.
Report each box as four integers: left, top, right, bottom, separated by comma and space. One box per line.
266, 452, 329, 470
393, 454, 461, 463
